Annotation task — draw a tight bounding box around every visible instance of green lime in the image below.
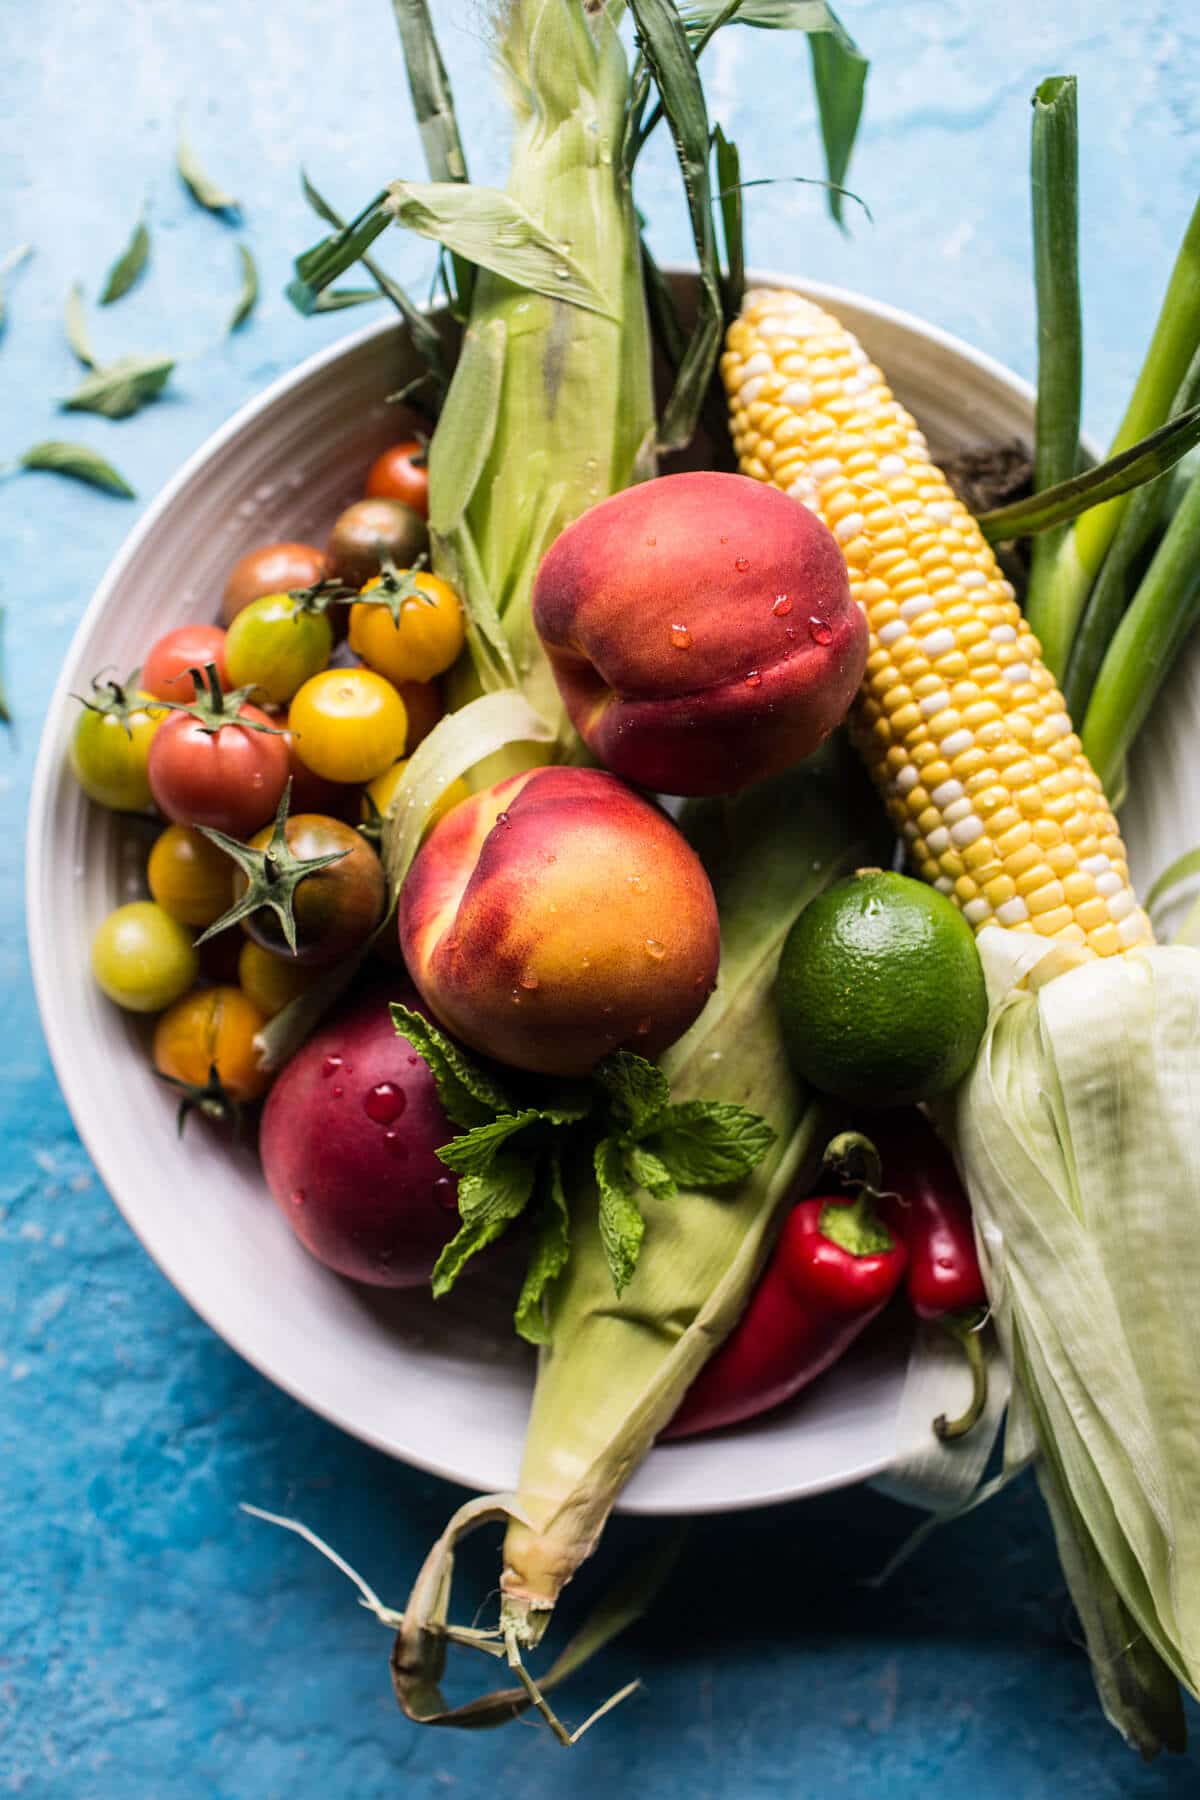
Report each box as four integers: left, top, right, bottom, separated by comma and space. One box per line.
776, 869, 988, 1106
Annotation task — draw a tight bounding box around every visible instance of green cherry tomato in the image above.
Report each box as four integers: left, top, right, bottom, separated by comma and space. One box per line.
90, 902, 199, 1013
68, 680, 163, 812
224, 592, 335, 706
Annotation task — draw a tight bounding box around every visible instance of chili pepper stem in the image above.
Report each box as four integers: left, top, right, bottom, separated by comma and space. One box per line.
932, 1309, 990, 1440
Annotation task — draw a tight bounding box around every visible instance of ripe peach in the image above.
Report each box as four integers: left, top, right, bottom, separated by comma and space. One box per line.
398, 766, 720, 1076
532, 470, 867, 796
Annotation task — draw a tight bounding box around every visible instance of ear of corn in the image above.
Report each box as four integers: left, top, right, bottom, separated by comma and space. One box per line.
721, 287, 1153, 957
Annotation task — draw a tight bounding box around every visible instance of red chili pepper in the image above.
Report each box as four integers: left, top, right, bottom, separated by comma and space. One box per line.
827, 1118, 990, 1440
662, 1185, 908, 1440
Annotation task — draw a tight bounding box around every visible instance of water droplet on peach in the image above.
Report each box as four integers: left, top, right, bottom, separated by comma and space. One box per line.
331, 1084, 344, 1098
320, 1054, 343, 1080
745, 670, 762, 688
496, 811, 511, 827
363, 1081, 407, 1125
670, 623, 692, 650
432, 1176, 457, 1211
809, 617, 833, 645
734, 556, 750, 572
384, 1129, 408, 1160
510, 988, 522, 1005
645, 938, 666, 960
289, 1188, 306, 1208
645, 535, 657, 546
773, 595, 793, 617
519, 970, 540, 991
627, 872, 647, 894
635, 1017, 651, 1037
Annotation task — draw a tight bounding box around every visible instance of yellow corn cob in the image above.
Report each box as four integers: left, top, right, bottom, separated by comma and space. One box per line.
722, 288, 1153, 957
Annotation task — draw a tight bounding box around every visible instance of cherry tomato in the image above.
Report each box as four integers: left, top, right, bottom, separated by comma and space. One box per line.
288, 668, 407, 784
365, 440, 429, 517
68, 679, 163, 812
147, 823, 235, 927
283, 734, 360, 822
326, 498, 428, 588
148, 686, 289, 838
395, 679, 442, 751
153, 985, 270, 1109
235, 813, 385, 965
90, 902, 198, 1013
222, 541, 329, 627
142, 625, 229, 703
364, 760, 469, 835
349, 570, 465, 685
237, 940, 324, 1018
225, 592, 334, 705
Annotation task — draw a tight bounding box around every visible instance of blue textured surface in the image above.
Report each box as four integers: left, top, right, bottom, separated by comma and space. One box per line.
4, 4, 1200, 1793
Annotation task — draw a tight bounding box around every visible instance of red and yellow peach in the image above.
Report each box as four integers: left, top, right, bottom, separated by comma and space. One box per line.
532, 470, 867, 796
398, 766, 720, 1076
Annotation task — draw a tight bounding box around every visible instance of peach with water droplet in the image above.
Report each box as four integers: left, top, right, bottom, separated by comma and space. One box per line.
398, 766, 719, 1075
532, 471, 867, 795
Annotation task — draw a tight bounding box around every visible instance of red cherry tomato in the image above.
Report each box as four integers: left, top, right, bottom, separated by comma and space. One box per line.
148, 698, 289, 837
364, 440, 429, 518
142, 625, 230, 703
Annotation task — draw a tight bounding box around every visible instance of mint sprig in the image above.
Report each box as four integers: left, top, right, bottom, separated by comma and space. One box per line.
391, 1008, 777, 1337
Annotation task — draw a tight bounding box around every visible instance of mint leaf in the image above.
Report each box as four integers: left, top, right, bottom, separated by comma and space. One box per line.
514, 1153, 571, 1346
626, 1143, 678, 1200
594, 1136, 645, 1297
534, 1086, 594, 1126
653, 1101, 776, 1189
437, 1108, 542, 1175
430, 1150, 535, 1297
391, 1003, 513, 1128
594, 1051, 670, 1138
62, 353, 175, 420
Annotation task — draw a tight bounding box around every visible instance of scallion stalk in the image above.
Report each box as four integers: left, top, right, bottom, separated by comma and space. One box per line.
1062, 347, 1200, 720
1026, 194, 1200, 678
1022, 77, 1082, 664
1079, 460, 1200, 795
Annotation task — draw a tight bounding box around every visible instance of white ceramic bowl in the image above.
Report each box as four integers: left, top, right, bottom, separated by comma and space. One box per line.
29, 274, 1194, 1515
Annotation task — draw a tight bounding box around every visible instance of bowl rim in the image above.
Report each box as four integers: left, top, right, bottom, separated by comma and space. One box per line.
26, 270, 1036, 1511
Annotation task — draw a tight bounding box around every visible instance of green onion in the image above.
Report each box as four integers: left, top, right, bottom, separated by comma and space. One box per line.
1080, 457, 1200, 795
1062, 347, 1200, 720
1022, 77, 1081, 664
1023, 194, 1200, 677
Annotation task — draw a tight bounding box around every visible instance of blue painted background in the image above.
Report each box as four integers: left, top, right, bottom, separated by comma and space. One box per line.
4, 3, 1200, 1793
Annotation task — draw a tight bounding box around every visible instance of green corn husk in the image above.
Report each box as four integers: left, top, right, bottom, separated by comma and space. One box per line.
391, 746, 891, 1702
428, 0, 655, 751
954, 928, 1200, 1755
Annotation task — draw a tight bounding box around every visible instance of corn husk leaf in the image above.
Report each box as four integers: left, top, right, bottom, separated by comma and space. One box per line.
383, 180, 616, 319
627, 0, 723, 451
955, 929, 1200, 1749
388, 0, 474, 314
679, 1, 868, 227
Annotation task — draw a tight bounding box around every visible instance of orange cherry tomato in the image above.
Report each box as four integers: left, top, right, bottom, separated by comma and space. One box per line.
147, 823, 234, 927
349, 571, 465, 685
153, 986, 270, 1109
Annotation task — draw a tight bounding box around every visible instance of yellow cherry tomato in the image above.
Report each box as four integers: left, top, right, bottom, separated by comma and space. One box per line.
153, 985, 270, 1108
288, 667, 407, 784
68, 681, 164, 812
147, 823, 234, 927
349, 570, 465, 685
90, 902, 198, 1013
236, 941, 324, 1019
364, 760, 470, 837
